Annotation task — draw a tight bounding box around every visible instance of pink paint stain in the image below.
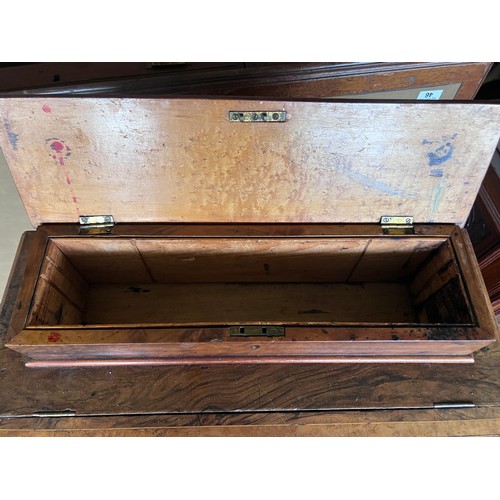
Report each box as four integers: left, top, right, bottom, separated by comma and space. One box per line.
42, 105, 52, 113
65, 173, 72, 185
46, 138, 72, 166
47, 332, 62, 343
51, 141, 64, 152
72, 196, 78, 204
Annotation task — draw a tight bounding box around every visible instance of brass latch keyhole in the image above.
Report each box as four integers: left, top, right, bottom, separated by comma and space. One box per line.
229, 325, 285, 337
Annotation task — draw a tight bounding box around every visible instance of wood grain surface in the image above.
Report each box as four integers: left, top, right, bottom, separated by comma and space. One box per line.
1, 234, 500, 436
0, 98, 499, 227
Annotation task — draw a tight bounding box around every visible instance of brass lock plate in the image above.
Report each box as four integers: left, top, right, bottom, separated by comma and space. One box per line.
229, 325, 285, 337
229, 111, 286, 122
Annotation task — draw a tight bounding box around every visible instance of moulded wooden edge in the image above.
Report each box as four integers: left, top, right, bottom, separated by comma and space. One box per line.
7, 326, 492, 365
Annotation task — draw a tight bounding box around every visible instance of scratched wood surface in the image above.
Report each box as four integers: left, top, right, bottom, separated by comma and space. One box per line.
0, 98, 499, 227
1, 232, 500, 437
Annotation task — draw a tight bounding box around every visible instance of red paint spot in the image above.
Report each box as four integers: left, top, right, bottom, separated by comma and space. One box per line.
42, 105, 52, 113
51, 141, 64, 152
59, 157, 65, 166
72, 196, 78, 203
48, 332, 62, 343
52, 155, 56, 159
65, 173, 72, 185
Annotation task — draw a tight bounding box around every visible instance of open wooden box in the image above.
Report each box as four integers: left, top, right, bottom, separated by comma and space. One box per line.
1, 97, 499, 366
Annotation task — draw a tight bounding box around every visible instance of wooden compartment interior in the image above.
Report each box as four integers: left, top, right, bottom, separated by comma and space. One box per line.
26, 236, 476, 328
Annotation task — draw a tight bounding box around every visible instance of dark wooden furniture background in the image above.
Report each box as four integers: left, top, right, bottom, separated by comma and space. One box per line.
466, 136, 500, 318
0, 62, 491, 99
467, 62, 500, 318
1, 62, 498, 436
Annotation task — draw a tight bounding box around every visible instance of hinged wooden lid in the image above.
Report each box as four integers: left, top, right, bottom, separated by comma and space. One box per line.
0, 97, 499, 227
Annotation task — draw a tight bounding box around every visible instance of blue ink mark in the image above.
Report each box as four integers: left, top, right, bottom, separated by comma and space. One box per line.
432, 184, 444, 214
3, 120, 18, 150
335, 161, 417, 198
423, 134, 457, 167
428, 142, 454, 166
430, 169, 443, 177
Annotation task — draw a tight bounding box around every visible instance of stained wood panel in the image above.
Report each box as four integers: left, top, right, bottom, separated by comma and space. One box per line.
136, 238, 365, 283
81, 282, 417, 326
26, 279, 82, 326
53, 237, 445, 284
409, 240, 472, 324
53, 239, 152, 283
27, 241, 87, 326
0, 98, 499, 227
348, 238, 444, 282
56, 237, 367, 284
410, 241, 458, 304
10, 325, 490, 361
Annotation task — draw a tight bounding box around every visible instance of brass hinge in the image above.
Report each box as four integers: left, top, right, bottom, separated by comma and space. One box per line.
79, 215, 115, 235
433, 402, 475, 409
33, 410, 76, 418
229, 111, 286, 122
380, 216, 414, 235
230, 325, 285, 337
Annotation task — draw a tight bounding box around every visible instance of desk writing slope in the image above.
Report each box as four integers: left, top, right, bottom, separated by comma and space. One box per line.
0, 98, 499, 227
